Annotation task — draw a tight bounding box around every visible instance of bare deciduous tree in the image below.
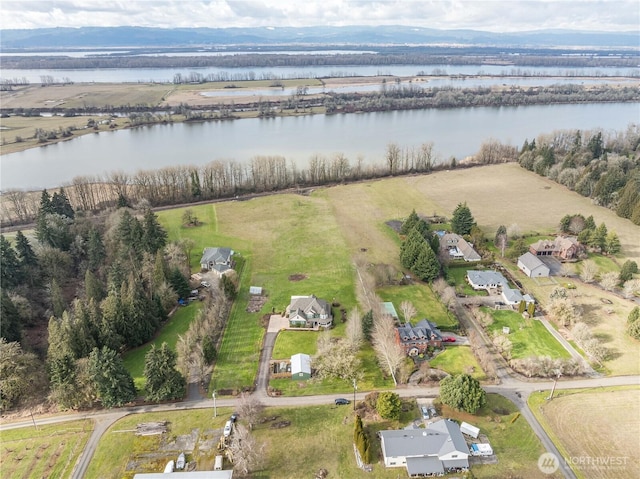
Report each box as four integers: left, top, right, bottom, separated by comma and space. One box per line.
547, 296, 580, 327
399, 300, 417, 323
227, 424, 264, 476
345, 308, 364, 349
314, 337, 362, 383
579, 259, 598, 283
492, 334, 513, 360
599, 272, 619, 291
236, 392, 264, 430
623, 279, 640, 299
371, 309, 405, 386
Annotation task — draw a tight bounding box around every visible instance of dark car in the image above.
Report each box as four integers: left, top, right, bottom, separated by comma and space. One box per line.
230, 413, 239, 423
335, 398, 351, 405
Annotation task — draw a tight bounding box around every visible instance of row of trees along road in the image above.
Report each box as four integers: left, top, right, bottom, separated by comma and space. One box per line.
0, 187, 233, 411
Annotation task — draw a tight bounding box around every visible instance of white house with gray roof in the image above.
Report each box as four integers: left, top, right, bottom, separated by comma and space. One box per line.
466, 270, 509, 291
517, 252, 550, 278
200, 247, 234, 276
380, 419, 469, 476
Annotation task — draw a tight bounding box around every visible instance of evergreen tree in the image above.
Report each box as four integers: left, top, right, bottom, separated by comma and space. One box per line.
626, 307, 640, 340
605, 232, 621, 255
142, 209, 168, 255
144, 343, 186, 402
584, 215, 596, 231
85, 269, 106, 302
168, 267, 190, 299
100, 289, 125, 351
123, 276, 158, 348
190, 170, 202, 198
50, 279, 66, 319
527, 302, 536, 317
0, 235, 21, 290
14, 231, 38, 286
400, 227, 423, 269
589, 223, 608, 251
616, 177, 640, 219
51, 188, 75, 219
411, 243, 440, 282
116, 192, 130, 209
1, 292, 22, 343
439, 374, 486, 414
88, 346, 136, 408
518, 301, 526, 314
451, 202, 476, 236
38, 189, 53, 215
87, 227, 106, 271
400, 209, 420, 235
376, 392, 402, 420
559, 215, 572, 233
619, 260, 638, 283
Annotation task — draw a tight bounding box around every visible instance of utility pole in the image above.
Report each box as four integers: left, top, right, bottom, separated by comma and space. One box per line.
212, 390, 217, 418
353, 378, 357, 411
547, 371, 561, 400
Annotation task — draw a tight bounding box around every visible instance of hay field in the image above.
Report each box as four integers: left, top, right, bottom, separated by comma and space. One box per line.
533, 388, 640, 479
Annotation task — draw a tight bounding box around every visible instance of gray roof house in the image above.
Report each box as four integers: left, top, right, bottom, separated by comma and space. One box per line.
380, 419, 469, 476
517, 252, 550, 278
440, 233, 481, 262
395, 319, 443, 354
287, 295, 333, 329
466, 270, 509, 291
200, 247, 234, 276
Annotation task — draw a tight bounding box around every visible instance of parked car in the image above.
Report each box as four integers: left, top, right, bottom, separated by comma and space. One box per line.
201, 281, 210, 288
429, 406, 437, 417
176, 452, 186, 470
443, 337, 456, 342
420, 405, 430, 420
230, 413, 239, 423
223, 420, 232, 437
335, 398, 350, 405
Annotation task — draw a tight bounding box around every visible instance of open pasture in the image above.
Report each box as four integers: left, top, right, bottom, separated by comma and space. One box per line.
529, 387, 640, 479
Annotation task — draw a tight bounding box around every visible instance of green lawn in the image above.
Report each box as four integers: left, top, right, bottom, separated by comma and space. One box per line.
123, 302, 203, 391
0, 420, 93, 479
429, 346, 487, 380
585, 253, 621, 275
447, 266, 486, 296
272, 330, 318, 358
377, 284, 457, 328
484, 308, 571, 359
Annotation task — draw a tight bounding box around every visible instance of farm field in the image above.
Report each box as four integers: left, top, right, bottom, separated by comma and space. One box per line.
0, 419, 93, 479
529, 387, 639, 479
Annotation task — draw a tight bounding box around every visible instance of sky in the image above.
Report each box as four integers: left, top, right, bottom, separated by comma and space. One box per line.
1, 0, 638, 32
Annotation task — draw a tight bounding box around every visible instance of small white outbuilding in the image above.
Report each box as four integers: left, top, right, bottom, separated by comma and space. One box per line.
291, 353, 311, 380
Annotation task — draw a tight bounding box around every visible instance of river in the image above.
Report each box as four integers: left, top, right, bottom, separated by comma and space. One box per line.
1, 102, 638, 191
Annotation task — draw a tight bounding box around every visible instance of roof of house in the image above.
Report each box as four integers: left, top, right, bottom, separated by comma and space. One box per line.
380, 419, 468, 459
441, 233, 481, 261
289, 295, 330, 317
200, 247, 233, 265
467, 270, 509, 288
406, 456, 444, 476
291, 353, 311, 375
518, 252, 548, 272
397, 319, 443, 343
502, 287, 524, 304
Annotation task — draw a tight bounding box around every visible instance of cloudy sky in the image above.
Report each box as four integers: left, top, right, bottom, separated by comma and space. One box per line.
1, 0, 638, 32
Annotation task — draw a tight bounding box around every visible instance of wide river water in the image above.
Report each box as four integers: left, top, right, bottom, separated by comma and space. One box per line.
1, 102, 638, 191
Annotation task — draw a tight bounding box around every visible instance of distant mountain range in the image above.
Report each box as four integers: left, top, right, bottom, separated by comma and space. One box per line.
1, 26, 638, 50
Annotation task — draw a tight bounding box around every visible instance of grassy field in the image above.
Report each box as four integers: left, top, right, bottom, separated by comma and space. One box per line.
0, 420, 93, 479
484, 308, 571, 359
122, 302, 203, 392
429, 346, 487, 380
529, 387, 639, 479
377, 284, 457, 328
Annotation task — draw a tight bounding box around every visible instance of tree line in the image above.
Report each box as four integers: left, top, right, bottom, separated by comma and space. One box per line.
518, 125, 640, 225
0, 188, 233, 411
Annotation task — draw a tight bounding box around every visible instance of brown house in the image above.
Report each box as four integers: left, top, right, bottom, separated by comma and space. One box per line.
529, 236, 581, 260
395, 319, 443, 355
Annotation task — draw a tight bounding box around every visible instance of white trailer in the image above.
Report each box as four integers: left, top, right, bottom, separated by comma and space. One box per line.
470, 443, 493, 456
460, 421, 480, 439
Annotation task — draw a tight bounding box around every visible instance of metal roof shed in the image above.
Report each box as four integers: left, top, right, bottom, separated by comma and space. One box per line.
291, 353, 311, 380
460, 421, 480, 439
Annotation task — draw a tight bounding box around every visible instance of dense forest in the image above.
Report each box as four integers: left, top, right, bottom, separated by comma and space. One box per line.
1, 191, 231, 411
518, 126, 640, 225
